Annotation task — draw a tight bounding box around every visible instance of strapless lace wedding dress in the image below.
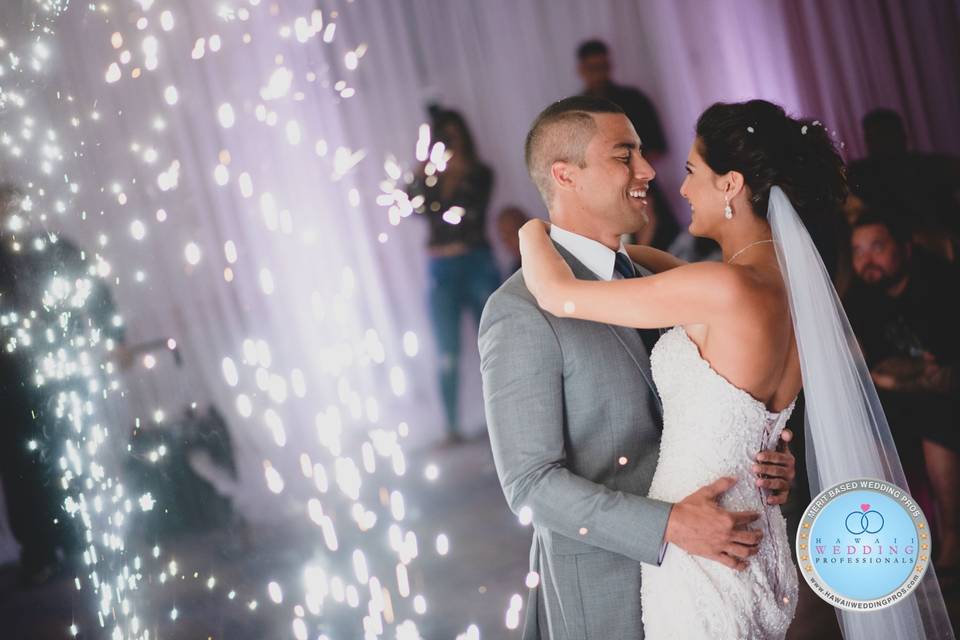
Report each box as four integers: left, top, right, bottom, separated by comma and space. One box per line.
641, 327, 799, 639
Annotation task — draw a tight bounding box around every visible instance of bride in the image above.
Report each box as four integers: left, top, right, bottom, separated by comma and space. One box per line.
519, 99, 952, 639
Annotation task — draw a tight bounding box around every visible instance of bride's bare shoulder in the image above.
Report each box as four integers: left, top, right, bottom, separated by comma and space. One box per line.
728, 262, 790, 315
677, 262, 789, 324
670, 261, 758, 302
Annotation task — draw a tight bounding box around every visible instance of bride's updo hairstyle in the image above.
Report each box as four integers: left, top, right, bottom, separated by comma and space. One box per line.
695, 99, 847, 224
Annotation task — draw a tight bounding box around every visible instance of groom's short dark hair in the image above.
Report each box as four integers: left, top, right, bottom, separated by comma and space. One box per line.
524, 96, 624, 206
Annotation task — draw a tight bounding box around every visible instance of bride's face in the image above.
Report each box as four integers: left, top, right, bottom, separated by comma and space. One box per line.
680, 140, 725, 239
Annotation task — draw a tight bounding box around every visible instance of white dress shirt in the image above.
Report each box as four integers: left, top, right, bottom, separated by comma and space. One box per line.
549, 224, 632, 281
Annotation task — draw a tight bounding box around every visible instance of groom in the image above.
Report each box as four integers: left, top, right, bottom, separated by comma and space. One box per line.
478, 96, 796, 639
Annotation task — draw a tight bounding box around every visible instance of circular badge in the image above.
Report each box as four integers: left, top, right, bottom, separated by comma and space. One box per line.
797, 478, 931, 611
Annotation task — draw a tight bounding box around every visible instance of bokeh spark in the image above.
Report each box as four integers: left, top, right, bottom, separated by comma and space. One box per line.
0, 1, 461, 637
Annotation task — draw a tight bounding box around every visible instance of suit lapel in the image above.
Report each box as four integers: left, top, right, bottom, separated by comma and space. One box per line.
552, 242, 660, 405
604, 323, 661, 412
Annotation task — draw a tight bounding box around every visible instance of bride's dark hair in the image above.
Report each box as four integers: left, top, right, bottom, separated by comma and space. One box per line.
695, 100, 847, 225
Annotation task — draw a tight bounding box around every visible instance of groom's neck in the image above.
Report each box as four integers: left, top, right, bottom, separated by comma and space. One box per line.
549, 208, 623, 251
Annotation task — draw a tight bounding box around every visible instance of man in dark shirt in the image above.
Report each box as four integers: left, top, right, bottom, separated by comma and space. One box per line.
844, 210, 960, 575
577, 39, 667, 161
577, 39, 677, 250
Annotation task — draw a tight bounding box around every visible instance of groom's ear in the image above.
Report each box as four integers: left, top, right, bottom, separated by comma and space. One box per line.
550, 161, 577, 193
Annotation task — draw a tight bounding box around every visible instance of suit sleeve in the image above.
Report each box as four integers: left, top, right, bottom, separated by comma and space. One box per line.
479, 287, 673, 564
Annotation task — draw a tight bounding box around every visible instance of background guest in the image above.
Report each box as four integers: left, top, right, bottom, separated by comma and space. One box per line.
407, 108, 501, 443
577, 39, 678, 251
844, 210, 960, 583
576, 39, 667, 162
847, 108, 960, 261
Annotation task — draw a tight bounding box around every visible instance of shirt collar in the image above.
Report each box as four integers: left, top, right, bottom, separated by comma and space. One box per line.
549, 224, 630, 281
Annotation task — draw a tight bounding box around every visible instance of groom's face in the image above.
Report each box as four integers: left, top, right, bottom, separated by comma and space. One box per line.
574, 113, 655, 235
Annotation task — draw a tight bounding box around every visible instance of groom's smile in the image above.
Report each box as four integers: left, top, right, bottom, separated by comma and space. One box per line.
577, 112, 656, 237
627, 186, 649, 210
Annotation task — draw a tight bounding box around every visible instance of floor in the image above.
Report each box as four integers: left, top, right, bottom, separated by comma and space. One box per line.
0, 437, 956, 639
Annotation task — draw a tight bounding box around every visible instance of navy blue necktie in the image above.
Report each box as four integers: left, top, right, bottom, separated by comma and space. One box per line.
613, 251, 638, 279
613, 252, 661, 355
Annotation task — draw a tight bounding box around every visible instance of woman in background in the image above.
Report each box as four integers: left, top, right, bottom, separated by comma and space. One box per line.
409, 107, 500, 443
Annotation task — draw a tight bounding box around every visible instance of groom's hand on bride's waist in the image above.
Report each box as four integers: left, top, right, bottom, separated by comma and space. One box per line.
753, 428, 796, 506
663, 477, 763, 572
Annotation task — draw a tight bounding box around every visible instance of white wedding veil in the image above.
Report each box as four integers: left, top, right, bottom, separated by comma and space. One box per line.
768, 186, 954, 639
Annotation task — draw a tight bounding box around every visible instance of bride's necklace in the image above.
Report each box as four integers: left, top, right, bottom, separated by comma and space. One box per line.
727, 239, 773, 264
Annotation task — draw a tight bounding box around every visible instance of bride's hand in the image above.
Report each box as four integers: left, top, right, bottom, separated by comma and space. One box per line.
518, 219, 574, 314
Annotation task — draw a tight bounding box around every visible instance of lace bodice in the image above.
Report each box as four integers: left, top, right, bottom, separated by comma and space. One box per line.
648, 326, 795, 505
641, 326, 798, 639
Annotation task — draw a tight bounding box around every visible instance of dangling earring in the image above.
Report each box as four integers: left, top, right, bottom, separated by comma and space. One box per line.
724, 194, 734, 220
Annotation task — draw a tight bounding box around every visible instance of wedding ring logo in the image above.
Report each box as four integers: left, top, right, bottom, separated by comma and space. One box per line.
797, 478, 931, 612
844, 506, 884, 535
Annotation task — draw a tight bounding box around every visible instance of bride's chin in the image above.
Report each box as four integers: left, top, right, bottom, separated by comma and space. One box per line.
687, 215, 710, 238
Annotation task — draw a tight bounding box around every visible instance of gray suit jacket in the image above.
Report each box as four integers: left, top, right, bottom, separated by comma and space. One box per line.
479, 244, 672, 640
